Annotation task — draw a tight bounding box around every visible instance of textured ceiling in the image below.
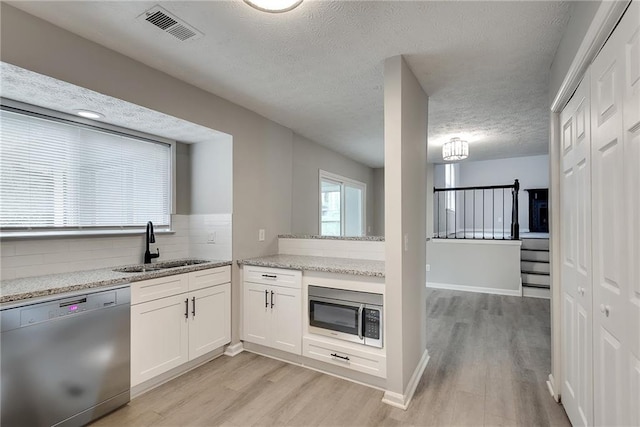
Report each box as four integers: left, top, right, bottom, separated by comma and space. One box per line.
0, 62, 225, 144
6, 1, 571, 167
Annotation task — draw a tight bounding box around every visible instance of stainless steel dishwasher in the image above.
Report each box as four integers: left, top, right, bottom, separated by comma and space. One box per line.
1, 285, 131, 427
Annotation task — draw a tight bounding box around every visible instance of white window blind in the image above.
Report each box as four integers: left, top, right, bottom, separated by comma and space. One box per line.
0, 108, 171, 230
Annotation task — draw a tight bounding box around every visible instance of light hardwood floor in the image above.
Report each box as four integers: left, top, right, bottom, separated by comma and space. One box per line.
93, 289, 570, 426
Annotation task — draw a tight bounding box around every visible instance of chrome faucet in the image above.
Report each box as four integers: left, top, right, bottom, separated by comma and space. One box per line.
144, 221, 160, 264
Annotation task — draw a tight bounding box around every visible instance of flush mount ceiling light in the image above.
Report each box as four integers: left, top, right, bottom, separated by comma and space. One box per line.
244, 0, 302, 13
75, 110, 104, 120
442, 137, 469, 161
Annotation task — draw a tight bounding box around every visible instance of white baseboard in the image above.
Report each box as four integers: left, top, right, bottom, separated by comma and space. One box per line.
382, 349, 430, 410
224, 342, 244, 357
523, 286, 551, 299
547, 373, 560, 402
427, 281, 522, 297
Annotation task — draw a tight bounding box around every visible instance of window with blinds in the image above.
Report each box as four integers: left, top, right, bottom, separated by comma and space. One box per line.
0, 108, 172, 231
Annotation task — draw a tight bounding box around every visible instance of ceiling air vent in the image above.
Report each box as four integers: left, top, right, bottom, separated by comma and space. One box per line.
138, 5, 203, 42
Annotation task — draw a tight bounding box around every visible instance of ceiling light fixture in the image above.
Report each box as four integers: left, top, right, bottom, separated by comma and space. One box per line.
244, 0, 302, 13
75, 110, 104, 120
442, 137, 469, 161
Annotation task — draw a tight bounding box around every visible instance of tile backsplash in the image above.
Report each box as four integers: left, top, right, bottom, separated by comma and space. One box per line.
278, 237, 384, 261
189, 214, 232, 261
0, 214, 232, 281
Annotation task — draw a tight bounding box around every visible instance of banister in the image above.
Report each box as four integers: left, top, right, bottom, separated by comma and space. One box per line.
433, 178, 520, 240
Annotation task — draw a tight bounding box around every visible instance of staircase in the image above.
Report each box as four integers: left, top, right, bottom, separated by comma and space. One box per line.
521, 237, 550, 298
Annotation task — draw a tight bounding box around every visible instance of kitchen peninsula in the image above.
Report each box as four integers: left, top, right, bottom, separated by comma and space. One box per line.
238, 234, 387, 388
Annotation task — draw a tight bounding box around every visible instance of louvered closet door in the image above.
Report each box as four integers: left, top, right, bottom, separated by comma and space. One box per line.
590, 3, 639, 425
560, 71, 593, 427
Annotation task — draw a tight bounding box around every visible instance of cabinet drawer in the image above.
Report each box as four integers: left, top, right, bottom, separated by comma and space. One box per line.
131, 274, 189, 305
303, 336, 386, 378
189, 266, 231, 292
243, 266, 301, 289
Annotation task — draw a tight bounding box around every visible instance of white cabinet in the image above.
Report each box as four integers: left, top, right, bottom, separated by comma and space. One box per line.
189, 284, 231, 359
131, 293, 190, 385
303, 336, 386, 378
131, 266, 231, 387
242, 266, 302, 355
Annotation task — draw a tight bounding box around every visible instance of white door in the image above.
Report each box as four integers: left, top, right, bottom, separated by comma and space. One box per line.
590, 4, 639, 424
560, 71, 593, 427
243, 282, 271, 346
271, 286, 302, 355
131, 294, 189, 387
620, 3, 640, 425
188, 283, 231, 360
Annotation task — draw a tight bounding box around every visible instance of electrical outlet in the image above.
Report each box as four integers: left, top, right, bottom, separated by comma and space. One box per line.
259, 229, 265, 242
404, 234, 409, 251
497, 216, 503, 223
426, 264, 431, 272
207, 232, 216, 244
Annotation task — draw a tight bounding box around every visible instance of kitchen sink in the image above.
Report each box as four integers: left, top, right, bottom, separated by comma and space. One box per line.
155, 259, 209, 269
113, 265, 165, 273
113, 259, 209, 273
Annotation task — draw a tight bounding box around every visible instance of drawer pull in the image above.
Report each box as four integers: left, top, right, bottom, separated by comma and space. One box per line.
262, 274, 277, 279
331, 353, 350, 362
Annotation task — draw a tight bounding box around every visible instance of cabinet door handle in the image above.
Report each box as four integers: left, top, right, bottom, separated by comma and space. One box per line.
192, 296, 196, 317
270, 290, 274, 308
357, 304, 364, 340
265, 290, 268, 308
331, 353, 350, 362
184, 298, 189, 319
262, 274, 277, 279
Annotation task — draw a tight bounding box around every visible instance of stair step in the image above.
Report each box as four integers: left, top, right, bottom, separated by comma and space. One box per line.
521, 272, 550, 286
521, 238, 549, 251
523, 282, 551, 289
521, 249, 550, 262
521, 261, 550, 274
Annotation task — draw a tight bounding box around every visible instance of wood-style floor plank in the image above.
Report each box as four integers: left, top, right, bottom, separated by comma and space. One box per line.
93, 289, 570, 427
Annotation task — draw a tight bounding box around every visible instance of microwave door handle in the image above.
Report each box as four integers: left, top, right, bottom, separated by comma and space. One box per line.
358, 304, 364, 340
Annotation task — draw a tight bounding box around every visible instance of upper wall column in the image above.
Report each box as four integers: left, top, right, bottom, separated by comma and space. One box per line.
382, 56, 429, 408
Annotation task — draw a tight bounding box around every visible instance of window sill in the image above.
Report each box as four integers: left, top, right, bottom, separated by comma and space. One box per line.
0, 228, 175, 240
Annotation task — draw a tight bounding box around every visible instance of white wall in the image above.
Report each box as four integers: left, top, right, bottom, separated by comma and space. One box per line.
434, 154, 549, 233
191, 136, 233, 215
373, 168, 385, 236
175, 142, 192, 215
426, 239, 522, 295
549, 1, 602, 103
383, 56, 428, 407
291, 133, 374, 235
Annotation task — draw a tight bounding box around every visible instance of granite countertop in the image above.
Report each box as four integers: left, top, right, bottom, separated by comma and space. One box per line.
238, 254, 384, 278
0, 259, 232, 304
278, 234, 385, 242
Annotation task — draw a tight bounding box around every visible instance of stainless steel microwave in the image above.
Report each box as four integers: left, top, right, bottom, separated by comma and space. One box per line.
308, 286, 383, 348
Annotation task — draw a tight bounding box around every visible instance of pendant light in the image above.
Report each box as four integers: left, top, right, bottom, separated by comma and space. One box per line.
442, 137, 469, 161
